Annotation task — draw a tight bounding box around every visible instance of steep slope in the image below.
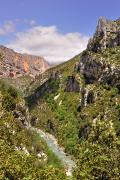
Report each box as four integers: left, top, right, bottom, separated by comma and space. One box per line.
0, 79, 66, 179
26, 17, 120, 179
78, 17, 120, 90
1, 16, 120, 179
87, 17, 120, 52
0, 45, 49, 78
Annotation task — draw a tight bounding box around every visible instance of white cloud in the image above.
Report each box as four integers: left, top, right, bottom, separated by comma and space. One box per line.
7, 25, 89, 64
0, 21, 15, 36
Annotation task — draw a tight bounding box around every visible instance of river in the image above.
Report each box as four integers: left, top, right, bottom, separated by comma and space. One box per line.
31, 127, 76, 177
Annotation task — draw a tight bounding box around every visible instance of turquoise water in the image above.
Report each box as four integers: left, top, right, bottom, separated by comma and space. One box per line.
31, 127, 76, 176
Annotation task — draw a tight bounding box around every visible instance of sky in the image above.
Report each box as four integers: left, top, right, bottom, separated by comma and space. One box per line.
0, 0, 120, 64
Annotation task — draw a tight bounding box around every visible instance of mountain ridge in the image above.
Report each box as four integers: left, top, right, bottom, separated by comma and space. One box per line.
0, 45, 50, 78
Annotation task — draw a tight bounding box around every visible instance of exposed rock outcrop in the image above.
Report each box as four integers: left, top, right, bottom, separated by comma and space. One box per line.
78, 51, 120, 89
87, 17, 120, 52
77, 17, 120, 90
86, 90, 95, 104
13, 101, 30, 127
78, 52, 104, 83
79, 124, 90, 139
65, 75, 80, 92
0, 45, 49, 78
78, 88, 95, 111
26, 72, 60, 108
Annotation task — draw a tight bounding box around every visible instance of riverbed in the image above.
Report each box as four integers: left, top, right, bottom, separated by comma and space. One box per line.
31, 127, 76, 177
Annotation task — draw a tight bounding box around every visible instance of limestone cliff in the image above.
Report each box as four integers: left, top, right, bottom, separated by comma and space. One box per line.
77, 17, 120, 90
87, 17, 120, 52
0, 45, 49, 78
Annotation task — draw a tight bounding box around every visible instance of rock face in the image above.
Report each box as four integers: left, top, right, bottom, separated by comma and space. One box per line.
78, 88, 95, 111
65, 75, 80, 92
26, 72, 60, 108
0, 45, 49, 78
87, 17, 120, 52
78, 52, 104, 83
77, 17, 120, 90
13, 101, 30, 127
79, 124, 90, 139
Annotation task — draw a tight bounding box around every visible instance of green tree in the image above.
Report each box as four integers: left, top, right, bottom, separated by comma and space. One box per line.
73, 119, 120, 180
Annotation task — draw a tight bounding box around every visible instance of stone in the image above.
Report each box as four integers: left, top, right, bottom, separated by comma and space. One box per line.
78, 52, 120, 88
87, 17, 120, 52
86, 90, 95, 104
47, 119, 56, 134
79, 124, 90, 139
65, 75, 80, 92
30, 116, 38, 126
0, 45, 49, 78
78, 88, 95, 110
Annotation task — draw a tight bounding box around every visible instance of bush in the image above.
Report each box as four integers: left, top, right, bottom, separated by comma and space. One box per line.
73, 119, 120, 179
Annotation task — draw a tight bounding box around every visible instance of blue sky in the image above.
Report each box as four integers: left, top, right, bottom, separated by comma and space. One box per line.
0, 0, 120, 63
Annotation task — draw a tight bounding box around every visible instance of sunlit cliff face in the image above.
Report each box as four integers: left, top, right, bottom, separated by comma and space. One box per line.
0, 45, 49, 78
23, 60, 29, 72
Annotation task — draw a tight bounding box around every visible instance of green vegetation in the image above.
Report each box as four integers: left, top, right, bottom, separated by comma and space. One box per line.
1, 42, 120, 179
73, 119, 120, 179
27, 47, 120, 179
0, 80, 66, 179
26, 54, 81, 95
31, 132, 63, 168
1, 75, 33, 94
79, 84, 120, 137
92, 46, 120, 66
30, 73, 81, 155
27, 54, 82, 156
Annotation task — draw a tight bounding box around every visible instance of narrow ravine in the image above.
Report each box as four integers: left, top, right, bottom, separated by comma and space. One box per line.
31, 127, 76, 177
